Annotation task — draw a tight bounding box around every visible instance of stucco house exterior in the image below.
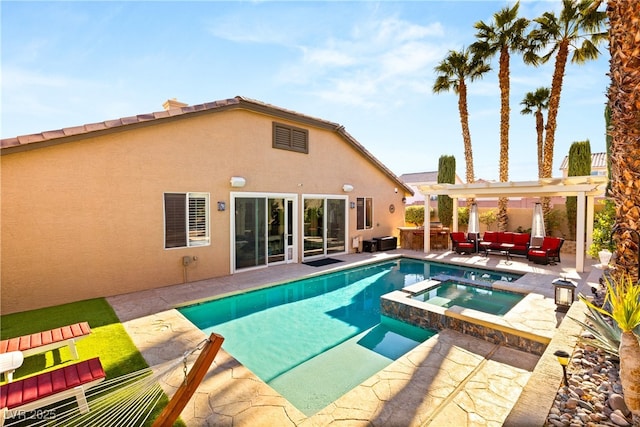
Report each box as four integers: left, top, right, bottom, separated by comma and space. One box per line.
1, 96, 412, 314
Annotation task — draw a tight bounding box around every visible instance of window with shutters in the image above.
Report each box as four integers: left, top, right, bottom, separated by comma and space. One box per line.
164, 192, 210, 248
273, 122, 309, 153
356, 197, 373, 230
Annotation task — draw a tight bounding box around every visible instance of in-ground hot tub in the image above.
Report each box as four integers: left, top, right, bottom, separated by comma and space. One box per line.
381, 275, 550, 355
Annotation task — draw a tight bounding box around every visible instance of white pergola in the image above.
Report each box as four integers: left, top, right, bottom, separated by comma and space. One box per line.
417, 175, 609, 273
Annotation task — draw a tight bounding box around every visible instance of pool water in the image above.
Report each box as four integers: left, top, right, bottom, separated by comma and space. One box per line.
179, 259, 521, 415
412, 281, 524, 316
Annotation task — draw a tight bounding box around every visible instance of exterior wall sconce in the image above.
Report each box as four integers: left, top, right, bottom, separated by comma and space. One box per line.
217, 201, 226, 211
342, 184, 354, 192
350, 201, 356, 209
230, 176, 246, 188
552, 277, 577, 312
553, 349, 570, 386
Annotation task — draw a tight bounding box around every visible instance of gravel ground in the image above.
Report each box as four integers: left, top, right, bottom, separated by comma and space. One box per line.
545, 281, 638, 427
545, 339, 638, 426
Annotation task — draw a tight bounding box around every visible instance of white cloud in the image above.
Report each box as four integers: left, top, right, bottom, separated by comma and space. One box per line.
301, 46, 356, 67
279, 16, 447, 108
3, 66, 72, 89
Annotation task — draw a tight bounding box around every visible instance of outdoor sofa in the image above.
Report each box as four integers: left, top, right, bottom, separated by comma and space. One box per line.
480, 231, 531, 257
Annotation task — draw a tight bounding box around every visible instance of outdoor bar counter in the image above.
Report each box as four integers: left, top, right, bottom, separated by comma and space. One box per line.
399, 226, 449, 251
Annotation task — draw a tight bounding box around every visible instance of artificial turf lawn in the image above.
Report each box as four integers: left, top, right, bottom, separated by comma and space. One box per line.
0, 298, 185, 426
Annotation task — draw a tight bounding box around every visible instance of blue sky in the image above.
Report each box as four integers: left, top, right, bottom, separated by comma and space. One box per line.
2, 1, 610, 181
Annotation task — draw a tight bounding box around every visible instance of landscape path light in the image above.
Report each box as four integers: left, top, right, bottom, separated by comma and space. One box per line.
553, 349, 570, 386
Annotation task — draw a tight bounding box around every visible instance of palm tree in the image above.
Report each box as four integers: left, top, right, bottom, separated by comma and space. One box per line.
472, 2, 529, 231
586, 0, 639, 418
527, 0, 606, 188
433, 48, 490, 189
606, 0, 640, 418
605, 0, 640, 285
520, 87, 550, 178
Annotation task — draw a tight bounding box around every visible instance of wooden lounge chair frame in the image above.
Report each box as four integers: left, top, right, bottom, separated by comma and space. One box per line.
0, 322, 91, 360
0, 357, 105, 426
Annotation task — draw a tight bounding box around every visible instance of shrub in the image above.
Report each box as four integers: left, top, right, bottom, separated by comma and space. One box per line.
458, 207, 469, 230
588, 199, 616, 258
479, 210, 497, 231
545, 208, 566, 237
572, 292, 621, 357
405, 206, 425, 227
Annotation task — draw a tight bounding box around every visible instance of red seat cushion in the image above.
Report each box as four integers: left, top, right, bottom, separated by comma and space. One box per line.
0, 357, 105, 409
528, 249, 546, 257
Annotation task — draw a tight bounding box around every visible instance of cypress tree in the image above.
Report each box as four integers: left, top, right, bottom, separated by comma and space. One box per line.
566, 140, 592, 240
437, 155, 456, 228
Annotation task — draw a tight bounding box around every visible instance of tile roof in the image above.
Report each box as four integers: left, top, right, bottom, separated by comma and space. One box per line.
399, 171, 438, 183
0, 96, 413, 195
558, 152, 607, 170
2, 97, 239, 149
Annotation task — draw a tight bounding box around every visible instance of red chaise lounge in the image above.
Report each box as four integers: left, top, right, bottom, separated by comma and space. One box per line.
0, 357, 105, 423
0, 322, 91, 360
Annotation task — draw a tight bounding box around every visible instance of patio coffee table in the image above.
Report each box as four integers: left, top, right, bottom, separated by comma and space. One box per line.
479, 241, 492, 257
500, 243, 515, 264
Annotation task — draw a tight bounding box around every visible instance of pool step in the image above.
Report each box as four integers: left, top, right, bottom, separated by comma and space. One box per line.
401, 279, 440, 295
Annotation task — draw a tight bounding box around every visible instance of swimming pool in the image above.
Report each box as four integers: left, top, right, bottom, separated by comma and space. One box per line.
179, 258, 522, 415
411, 280, 524, 316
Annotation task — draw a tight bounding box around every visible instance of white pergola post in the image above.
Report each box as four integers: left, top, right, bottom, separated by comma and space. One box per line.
586, 195, 595, 255
576, 192, 586, 273
424, 195, 431, 254
452, 197, 459, 232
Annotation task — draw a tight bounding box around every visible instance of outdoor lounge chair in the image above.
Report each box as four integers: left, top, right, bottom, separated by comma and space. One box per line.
450, 232, 475, 254
527, 236, 564, 265
0, 322, 91, 360
0, 357, 105, 425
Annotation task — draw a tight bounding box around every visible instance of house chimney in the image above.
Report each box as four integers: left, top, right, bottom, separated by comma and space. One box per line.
163, 98, 188, 111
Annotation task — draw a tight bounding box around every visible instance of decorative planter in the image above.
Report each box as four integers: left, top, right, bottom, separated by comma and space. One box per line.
598, 249, 612, 267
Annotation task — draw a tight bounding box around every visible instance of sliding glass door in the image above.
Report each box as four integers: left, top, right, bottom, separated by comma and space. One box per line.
303, 198, 324, 258
327, 198, 346, 254
235, 197, 266, 269
234, 194, 296, 270
303, 196, 347, 259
